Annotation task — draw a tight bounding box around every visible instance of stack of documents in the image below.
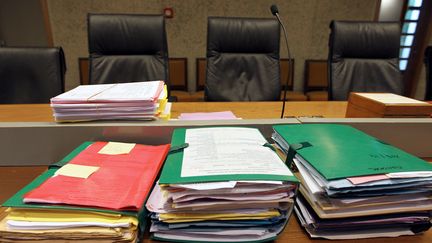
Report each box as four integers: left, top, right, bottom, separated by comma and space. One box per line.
146, 127, 298, 242
272, 124, 432, 240
0, 141, 170, 242
50, 81, 171, 122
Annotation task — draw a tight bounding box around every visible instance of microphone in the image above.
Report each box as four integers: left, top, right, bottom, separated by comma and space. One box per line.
270, 4, 278, 16
270, 4, 293, 119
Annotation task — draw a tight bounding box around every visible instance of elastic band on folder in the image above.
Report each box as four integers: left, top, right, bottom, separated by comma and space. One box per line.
49, 161, 64, 169
376, 139, 390, 145
263, 143, 276, 152
169, 143, 189, 154
285, 142, 312, 167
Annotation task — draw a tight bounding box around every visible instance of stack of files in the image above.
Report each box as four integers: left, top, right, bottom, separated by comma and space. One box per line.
50, 81, 171, 122
272, 124, 432, 240
0, 141, 170, 242
146, 127, 298, 242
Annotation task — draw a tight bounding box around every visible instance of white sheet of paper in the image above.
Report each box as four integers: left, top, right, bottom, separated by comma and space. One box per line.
237, 180, 283, 185
51, 84, 114, 102
181, 127, 292, 177
91, 81, 162, 101
306, 227, 414, 240
51, 81, 163, 102
387, 171, 432, 178
358, 93, 426, 104
169, 184, 290, 200
6, 220, 130, 230
173, 181, 237, 190
293, 158, 323, 195
174, 192, 291, 203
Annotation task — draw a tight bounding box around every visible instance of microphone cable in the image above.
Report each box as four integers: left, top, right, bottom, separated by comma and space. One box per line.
271, 4, 293, 118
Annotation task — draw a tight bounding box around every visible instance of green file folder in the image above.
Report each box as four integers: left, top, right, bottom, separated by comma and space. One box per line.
158, 127, 298, 184
273, 124, 432, 180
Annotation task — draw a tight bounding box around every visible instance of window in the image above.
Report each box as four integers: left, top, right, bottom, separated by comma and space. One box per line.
399, 0, 423, 70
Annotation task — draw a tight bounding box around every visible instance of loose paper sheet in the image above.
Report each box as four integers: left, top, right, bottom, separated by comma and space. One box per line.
358, 93, 426, 104
347, 174, 389, 185
98, 142, 136, 155
92, 81, 162, 101
181, 127, 292, 177
54, 164, 99, 179
51, 84, 114, 101
173, 181, 237, 190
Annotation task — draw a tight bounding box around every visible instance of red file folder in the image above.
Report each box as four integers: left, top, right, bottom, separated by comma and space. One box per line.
23, 142, 170, 211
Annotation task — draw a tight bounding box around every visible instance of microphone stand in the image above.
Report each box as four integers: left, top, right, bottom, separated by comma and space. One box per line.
273, 12, 293, 118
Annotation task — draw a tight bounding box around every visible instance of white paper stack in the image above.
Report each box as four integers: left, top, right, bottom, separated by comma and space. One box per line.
272, 124, 432, 240
146, 181, 297, 242
146, 127, 299, 242
50, 81, 171, 122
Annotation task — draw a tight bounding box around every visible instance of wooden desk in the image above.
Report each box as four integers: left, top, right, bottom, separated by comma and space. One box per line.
0, 102, 431, 243
171, 101, 347, 119
0, 101, 347, 122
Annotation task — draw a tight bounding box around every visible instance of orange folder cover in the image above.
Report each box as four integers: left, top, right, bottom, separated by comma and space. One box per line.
23, 142, 170, 211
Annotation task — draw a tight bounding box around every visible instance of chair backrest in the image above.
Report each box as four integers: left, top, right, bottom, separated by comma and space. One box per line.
425, 46, 432, 100
198, 57, 292, 92
80, 56, 186, 90
88, 14, 169, 89
328, 21, 403, 101
0, 47, 66, 104
205, 17, 281, 101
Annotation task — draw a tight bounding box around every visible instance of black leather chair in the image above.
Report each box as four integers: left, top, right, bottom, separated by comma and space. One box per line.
328, 21, 403, 101
88, 14, 170, 91
425, 46, 432, 100
205, 17, 281, 101
0, 47, 66, 104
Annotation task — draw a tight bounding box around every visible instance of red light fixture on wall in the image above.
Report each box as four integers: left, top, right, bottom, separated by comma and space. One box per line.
163, 7, 174, 18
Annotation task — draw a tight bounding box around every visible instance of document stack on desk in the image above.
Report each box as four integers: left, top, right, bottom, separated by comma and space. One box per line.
0, 141, 170, 242
146, 127, 298, 242
50, 81, 171, 122
272, 124, 432, 240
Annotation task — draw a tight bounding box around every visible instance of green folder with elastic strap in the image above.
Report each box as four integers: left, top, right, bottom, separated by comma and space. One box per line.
273, 124, 432, 180
158, 127, 298, 184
